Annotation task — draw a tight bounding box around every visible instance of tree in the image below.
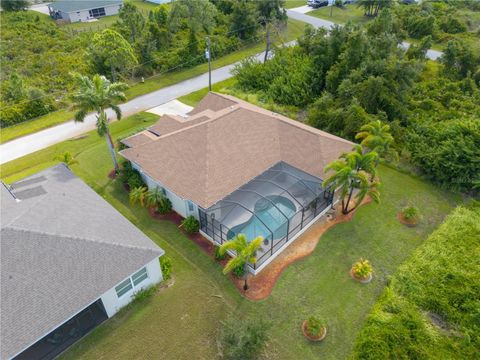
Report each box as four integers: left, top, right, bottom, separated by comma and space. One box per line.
168, 0, 217, 34
117, 2, 145, 43
356, 120, 397, 162
441, 40, 478, 79
129, 186, 147, 206
230, 0, 259, 40
219, 234, 263, 291
144, 186, 171, 212
257, 0, 286, 62
357, 0, 392, 17
90, 29, 138, 81
323, 148, 380, 214
54, 151, 79, 168
0, 0, 29, 11
71, 74, 128, 172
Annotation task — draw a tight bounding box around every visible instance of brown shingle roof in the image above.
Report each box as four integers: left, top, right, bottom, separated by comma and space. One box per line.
120, 93, 354, 209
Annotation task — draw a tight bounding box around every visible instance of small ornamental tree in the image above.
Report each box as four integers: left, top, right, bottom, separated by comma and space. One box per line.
351, 258, 373, 280
219, 234, 263, 291
129, 186, 147, 206
54, 151, 79, 168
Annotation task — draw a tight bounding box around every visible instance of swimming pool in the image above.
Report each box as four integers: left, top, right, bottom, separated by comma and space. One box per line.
227, 196, 297, 242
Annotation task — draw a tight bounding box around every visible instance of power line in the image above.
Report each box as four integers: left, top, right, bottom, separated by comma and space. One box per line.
2, 21, 283, 111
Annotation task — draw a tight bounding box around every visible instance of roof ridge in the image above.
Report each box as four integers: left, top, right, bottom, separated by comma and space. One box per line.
4, 225, 163, 256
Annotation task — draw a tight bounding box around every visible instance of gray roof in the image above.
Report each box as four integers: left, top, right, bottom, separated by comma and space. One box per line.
1, 164, 163, 359
49, 0, 123, 13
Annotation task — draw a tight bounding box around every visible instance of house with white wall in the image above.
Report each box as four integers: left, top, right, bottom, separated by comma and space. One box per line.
120, 93, 353, 274
0, 164, 164, 360
48, 0, 123, 23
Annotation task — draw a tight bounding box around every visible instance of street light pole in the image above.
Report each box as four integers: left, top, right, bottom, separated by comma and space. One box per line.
205, 37, 211, 91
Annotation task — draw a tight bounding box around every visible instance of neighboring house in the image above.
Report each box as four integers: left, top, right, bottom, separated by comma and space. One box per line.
1, 164, 164, 360
120, 92, 353, 274
48, 0, 123, 23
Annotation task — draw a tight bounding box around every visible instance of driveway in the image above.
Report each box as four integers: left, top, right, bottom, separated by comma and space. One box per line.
29, 2, 51, 16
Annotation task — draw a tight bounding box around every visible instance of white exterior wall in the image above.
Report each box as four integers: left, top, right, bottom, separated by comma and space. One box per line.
131, 161, 199, 219
100, 257, 163, 318
66, 4, 122, 22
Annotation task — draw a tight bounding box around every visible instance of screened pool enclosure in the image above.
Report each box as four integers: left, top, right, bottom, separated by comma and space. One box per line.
199, 162, 334, 271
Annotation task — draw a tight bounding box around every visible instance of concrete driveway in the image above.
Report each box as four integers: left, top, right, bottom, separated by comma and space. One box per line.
29, 3, 51, 15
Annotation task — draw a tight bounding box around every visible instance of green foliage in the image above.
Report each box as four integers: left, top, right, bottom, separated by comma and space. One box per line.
220, 316, 270, 360
352, 259, 373, 279
305, 316, 325, 336
219, 234, 263, 276
54, 151, 79, 167
406, 119, 480, 192
357, 0, 393, 17
129, 186, 147, 206
232, 264, 245, 278
181, 216, 200, 234
440, 39, 479, 79
353, 205, 480, 359
230, 0, 259, 40
156, 196, 172, 214
214, 245, 226, 261
401, 205, 420, 222
132, 285, 157, 302
127, 170, 145, 189
168, 0, 217, 34
160, 255, 173, 280
0, 0, 29, 11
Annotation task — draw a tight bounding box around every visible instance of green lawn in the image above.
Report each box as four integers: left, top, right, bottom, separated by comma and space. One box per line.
0, 18, 305, 145
308, 4, 369, 24
0, 107, 460, 359
284, 0, 307, 9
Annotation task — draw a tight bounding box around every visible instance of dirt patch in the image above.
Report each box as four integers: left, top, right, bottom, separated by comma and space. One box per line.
232, 197, 372, 301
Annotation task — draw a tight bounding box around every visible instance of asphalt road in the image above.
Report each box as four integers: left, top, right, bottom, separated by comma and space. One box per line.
0, 8, 443, 164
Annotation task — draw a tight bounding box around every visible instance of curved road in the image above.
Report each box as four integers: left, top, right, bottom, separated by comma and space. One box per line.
0, 8, 443, 164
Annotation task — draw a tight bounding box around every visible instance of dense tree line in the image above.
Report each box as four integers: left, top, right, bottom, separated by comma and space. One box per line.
233, 10, 480, 192
0, 0, 286, 127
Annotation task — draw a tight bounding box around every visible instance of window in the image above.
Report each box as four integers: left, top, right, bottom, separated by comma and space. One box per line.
132, 267, 148, 286
88, 7, 106, 18
115, 278, 133, 298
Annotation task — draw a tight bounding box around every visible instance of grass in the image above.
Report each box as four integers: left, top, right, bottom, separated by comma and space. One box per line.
0, 18, 305, 145
308, 4, 369, 24
0, 104, 461, 359
284, 0, 307, 9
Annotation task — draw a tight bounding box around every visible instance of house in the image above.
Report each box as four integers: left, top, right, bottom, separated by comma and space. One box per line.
48, 0, 123, 23
0, 164, 164, 360
120, 92, 353, 274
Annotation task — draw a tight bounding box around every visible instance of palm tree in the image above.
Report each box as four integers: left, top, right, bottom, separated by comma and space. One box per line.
343, 144, 379, 180
129, 186, 146, 206
54, 151, 79, 168
145, 187, 164, 208
323, 154, 380, 215
355, 120, 398, 163
219, 234, 263, 291
71, 74, 128, 172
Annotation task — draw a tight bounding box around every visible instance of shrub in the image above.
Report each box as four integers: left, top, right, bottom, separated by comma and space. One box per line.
220, 316, 269, 360
127, 170, 145, 189
156, 196, 172, 214
214, 245, 226, 261
132, 285, 157, 302
401, 205, 420, 222
181, 216, 200, 233
232, 264, 245, 278
352, 259, 373, 279
160, 255, 173, 280
305, 316, 325, 337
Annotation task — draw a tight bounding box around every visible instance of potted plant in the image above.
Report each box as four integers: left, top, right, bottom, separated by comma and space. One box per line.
398, 205, 421, 227
350, 258, 373, 283
302, 316, 327, 341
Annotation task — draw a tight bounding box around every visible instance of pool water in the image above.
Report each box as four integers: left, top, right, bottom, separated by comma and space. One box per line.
227, 196, 297, 242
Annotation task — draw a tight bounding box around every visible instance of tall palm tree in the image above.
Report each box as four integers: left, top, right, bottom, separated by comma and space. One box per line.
355, 120, 397, 162
219, 234, 263, 291
323, 154, 380, 215
54, 151, 79, 168
71, 74, 128, 172
342, 144, 379, 180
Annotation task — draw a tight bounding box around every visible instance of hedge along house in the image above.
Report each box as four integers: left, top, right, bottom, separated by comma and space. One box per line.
48, 0, 123, 23
1, 165, 164, 360
120, 93, 353, 274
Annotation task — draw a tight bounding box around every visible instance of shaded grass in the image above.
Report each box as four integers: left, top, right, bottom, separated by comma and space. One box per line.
308, 4, 369, 24
0, 104, 461, 359
284, 0, 307, 9
0, 19, 305, 144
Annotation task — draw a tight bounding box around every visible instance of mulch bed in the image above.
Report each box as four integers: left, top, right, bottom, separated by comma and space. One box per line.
397, 212, 418, 227
108, 169, 117, 179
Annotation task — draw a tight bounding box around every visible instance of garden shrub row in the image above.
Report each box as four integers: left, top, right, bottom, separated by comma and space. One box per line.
353, 202, 480, 359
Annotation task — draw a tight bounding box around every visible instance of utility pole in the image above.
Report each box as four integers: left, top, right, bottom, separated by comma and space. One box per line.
205, 37, 212, 91
264, 22, 270, 63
